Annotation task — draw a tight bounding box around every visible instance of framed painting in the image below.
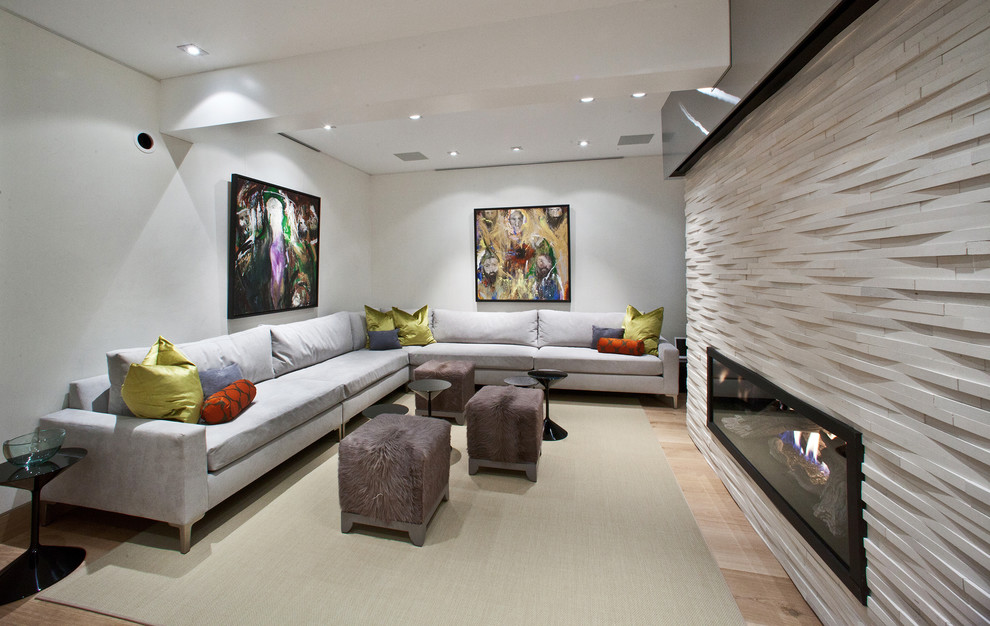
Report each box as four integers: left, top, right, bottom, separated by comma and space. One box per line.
228, 174, 320, 318
475, 205, 570, 302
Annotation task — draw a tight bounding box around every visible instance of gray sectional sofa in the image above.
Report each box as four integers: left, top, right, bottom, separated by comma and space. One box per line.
39, 308, 678, 552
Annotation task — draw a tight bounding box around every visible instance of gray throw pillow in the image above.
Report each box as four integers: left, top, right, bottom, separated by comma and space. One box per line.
591, 325, 624, 349
368, 329, 402, 350
199, 363, 244, 398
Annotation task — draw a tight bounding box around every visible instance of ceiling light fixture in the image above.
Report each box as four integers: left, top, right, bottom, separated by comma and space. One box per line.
631, 92, 647, 98
323, 124, 334, 130
511, 146, 523, 152
578, 140, 590, 147
580, 97, 595, 103
177, 44, 208, 56
448, 151, 459, 156
409, 114, 422, 120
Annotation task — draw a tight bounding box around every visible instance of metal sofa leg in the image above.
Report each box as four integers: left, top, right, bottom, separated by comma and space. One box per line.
170, 516, 203, 554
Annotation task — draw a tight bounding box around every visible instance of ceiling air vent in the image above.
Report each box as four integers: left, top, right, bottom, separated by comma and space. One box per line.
394, 152, 429, 162
617, 134, 654, 146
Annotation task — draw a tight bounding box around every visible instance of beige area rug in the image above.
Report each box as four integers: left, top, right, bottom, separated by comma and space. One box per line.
41, 392, 742, 625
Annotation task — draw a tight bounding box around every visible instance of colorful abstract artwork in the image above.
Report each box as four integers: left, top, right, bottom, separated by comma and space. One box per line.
228, 174, 320, 318
475, 205, 570, 302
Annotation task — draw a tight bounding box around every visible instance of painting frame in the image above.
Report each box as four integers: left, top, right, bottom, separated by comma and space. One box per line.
228, 173, 320, 319
474, 204, 571, 302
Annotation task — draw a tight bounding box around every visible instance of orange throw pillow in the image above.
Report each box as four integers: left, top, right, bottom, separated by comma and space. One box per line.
200, 379, 257, 425
597, 337, 646, 356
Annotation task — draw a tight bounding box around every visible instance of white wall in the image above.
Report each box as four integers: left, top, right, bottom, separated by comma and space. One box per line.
369, 157, 687, 337
0, 11, 372, 514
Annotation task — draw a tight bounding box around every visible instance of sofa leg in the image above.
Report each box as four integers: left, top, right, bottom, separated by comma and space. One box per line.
670, 394, 679, 409
170, 516, 203, 554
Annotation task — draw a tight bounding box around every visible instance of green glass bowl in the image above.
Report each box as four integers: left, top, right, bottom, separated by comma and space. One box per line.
2, 428, 66, 467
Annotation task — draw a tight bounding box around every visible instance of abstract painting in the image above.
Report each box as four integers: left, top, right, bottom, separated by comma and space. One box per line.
228, 174, 320, 318
475, 205, 570, 302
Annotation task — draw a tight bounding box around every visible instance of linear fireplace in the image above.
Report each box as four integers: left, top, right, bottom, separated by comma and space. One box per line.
706, 347, 868, 604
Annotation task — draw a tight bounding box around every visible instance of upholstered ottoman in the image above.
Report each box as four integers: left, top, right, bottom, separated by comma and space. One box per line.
465, 385, 544, 482
414, 360, 475, 425
339, 414, 450, 546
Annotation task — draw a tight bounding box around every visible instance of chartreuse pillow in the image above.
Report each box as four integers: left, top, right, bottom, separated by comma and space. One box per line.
392, 305, 436, 346
364, 305, 395, 348
623, 305, 664, 356
121, 337, 203, 423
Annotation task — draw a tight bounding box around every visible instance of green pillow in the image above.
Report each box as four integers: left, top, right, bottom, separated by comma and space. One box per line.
392, 305, 436, 346
121, 336, 203, 423
623, 305, 663, 356
364, 305, 395, 348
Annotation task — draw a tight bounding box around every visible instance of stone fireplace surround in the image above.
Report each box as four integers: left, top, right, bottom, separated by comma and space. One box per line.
681, 0, 990, 623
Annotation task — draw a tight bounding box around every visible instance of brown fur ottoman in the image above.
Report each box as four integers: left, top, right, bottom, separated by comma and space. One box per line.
339, 414, 450, 546
414, 360, 475, 425
465, 385, 544, 482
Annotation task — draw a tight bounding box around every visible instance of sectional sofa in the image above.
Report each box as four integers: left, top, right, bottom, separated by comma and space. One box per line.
39, 308, 678, 552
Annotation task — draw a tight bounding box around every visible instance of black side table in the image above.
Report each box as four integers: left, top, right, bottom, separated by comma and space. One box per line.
408, 379, 451, 417
0, 447, 87, 604
527, 369, 568, 441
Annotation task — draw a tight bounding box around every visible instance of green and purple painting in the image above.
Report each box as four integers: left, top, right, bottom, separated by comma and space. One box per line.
228, 174, 320, 318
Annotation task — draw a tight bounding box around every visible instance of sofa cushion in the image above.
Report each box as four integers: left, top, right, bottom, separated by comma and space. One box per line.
408, 342, 537, 371
108, 326, 274, 416
347, 311, 367, 352
623, 305, 664, 356
201, 379, 256, 425
280, 348, 409, 397
392, 305, 436, 346
537, 310, 625, 348
597, 337, 646, 356
270, 312, 353, 377
121, 337, 203, 423
199, 363, 244, 398
534, 346, 663, 376
431, 309, 538, 347
205, 377, 345, 471
368, 329, 402, 350
591, 325, 624, 348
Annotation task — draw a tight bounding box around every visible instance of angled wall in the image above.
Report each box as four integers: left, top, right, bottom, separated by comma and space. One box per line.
684, 0, 989, 623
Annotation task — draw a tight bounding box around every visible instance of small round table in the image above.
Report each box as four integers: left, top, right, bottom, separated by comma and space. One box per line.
408, 379, 451, 417
504, 376, 538, 388
0, 447, 87, 605
362, 403, 410, 419
527, 369, 569, 441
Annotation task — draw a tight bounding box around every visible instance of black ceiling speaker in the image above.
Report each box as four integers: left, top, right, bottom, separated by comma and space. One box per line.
135, 132, 155, 153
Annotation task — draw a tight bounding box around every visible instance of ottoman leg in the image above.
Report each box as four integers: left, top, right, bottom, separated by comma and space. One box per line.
468, 458, 480, 475
341, 513, 354, 534
525, 464, 538, 483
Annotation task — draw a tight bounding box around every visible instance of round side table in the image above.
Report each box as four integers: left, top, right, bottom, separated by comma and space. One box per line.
526, 369, 569, 441
408, 379, 451, 417
0, 447, 87, 605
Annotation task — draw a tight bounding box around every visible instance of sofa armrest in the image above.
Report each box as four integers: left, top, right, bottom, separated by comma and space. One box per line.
39, 409, 209, 527
68, 374, 111, 412
658, 338, 680, 397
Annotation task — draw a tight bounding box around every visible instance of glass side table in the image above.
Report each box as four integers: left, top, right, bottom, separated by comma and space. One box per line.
0, 447, 87, 605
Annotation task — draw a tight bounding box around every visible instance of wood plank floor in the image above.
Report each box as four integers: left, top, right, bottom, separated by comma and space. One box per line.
0, 393, 821, 625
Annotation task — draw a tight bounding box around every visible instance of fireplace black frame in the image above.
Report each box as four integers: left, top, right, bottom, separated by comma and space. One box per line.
706, 347, 868, 604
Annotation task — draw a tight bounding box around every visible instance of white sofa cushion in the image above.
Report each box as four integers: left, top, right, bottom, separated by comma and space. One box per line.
538, 310, 625, 348
279, 348, 408, 396
407, 342, 537, 371
270, 312, 353, 377
431, 309, 538, 347
107, 326, 274, 416
534, 346, 663, 376
205, 377, 345, 471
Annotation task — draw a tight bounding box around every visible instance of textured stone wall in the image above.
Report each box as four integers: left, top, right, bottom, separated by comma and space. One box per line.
683, 0, 989, 623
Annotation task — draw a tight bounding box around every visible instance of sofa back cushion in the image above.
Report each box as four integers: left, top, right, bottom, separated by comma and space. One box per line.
431, 309, 538, 347
107, 326, 274, 416
347, 311, 367, 352
270, 312, 354, 377
537, 310, 625, 348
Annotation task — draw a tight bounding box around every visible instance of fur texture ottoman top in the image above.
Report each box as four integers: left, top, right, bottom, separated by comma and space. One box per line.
338, 414, 450, 525
465, 385, 544, 465
414, 360, 476, 423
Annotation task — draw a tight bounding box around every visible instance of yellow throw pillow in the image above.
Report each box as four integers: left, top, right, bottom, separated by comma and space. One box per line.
392, 305, 436, 346
121, 337, 203, 423
364, 305, 395, 348
623, 305, 664, 356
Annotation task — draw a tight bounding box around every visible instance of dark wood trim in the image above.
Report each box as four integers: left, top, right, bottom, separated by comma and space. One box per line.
670, 0, 880, 177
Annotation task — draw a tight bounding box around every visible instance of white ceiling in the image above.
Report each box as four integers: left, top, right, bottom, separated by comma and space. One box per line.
1, 0, 731, 174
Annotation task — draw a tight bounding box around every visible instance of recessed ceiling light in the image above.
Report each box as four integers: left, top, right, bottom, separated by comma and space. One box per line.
409, 114, 422, 120
511, 146, 523, 152
580, 97, 595, 103
177, 44, 208, 56
578, 140, 590, 147
631, 92, 647, 98
448, 151, 459, 156
323, 124, 334, 130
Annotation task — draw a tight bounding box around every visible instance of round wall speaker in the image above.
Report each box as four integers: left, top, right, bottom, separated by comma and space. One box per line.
135, 132, 156, 153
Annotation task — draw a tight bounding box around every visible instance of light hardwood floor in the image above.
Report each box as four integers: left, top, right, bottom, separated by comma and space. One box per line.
0, 393, 821, 625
